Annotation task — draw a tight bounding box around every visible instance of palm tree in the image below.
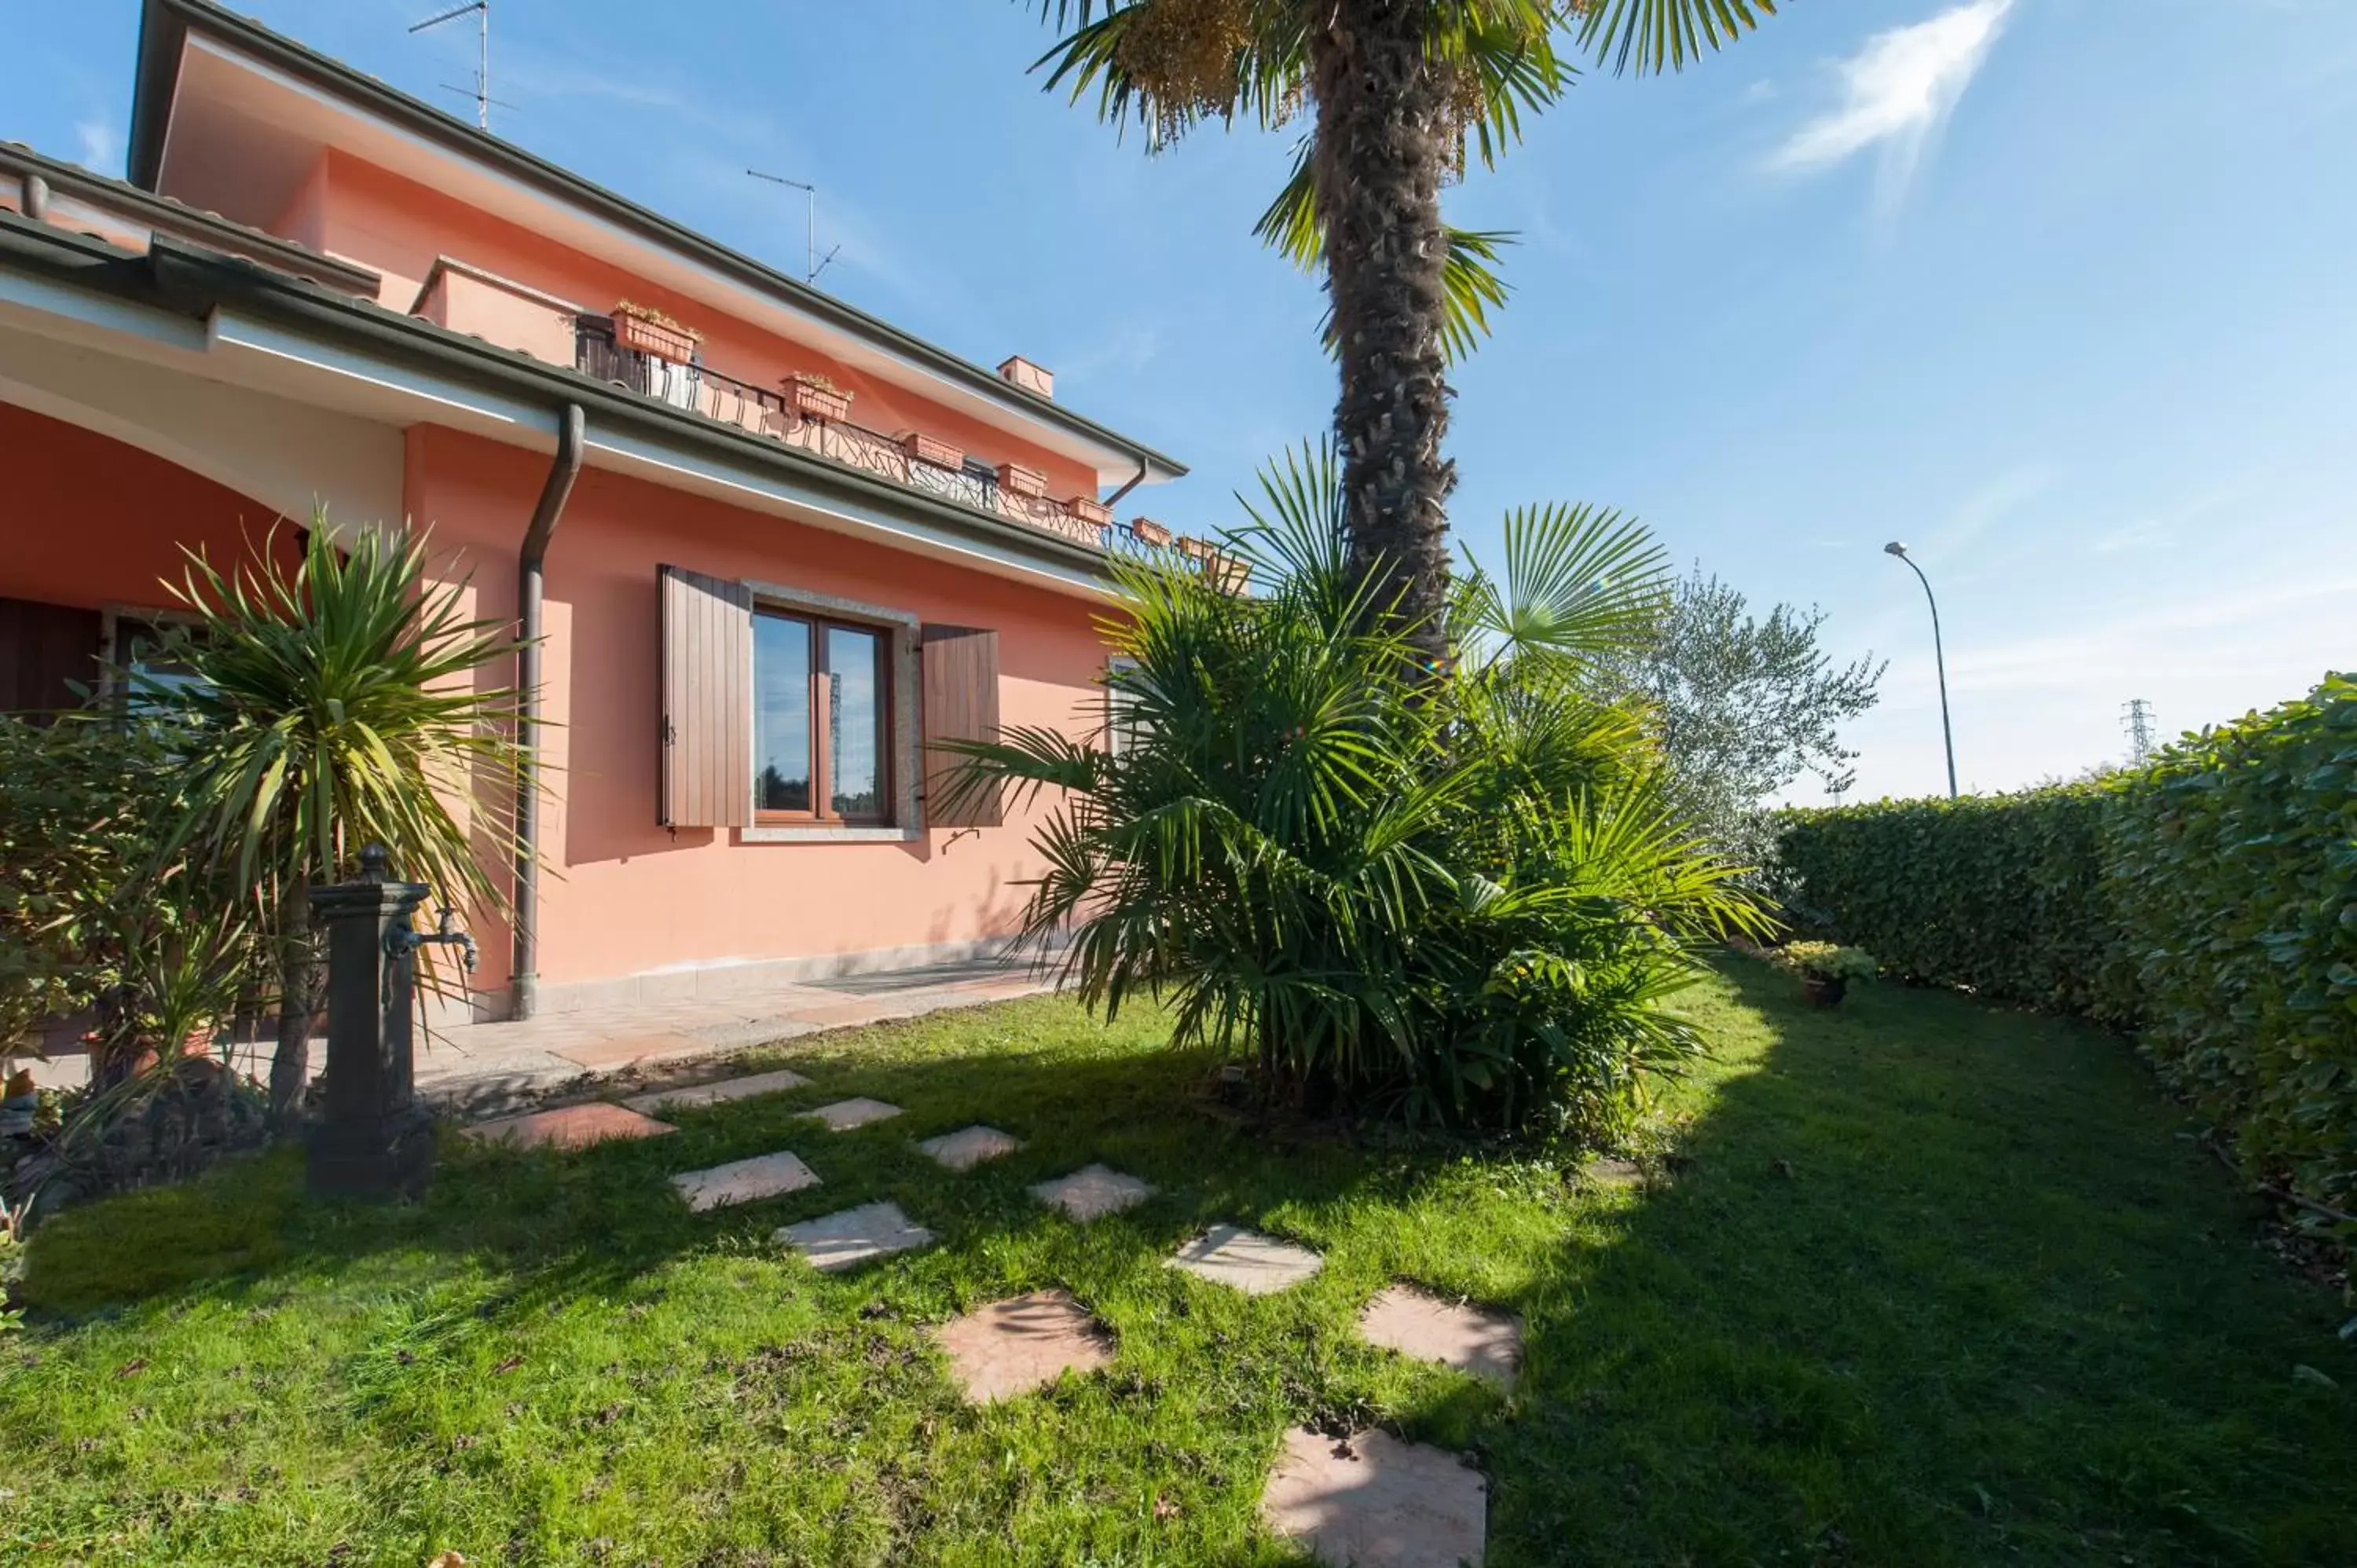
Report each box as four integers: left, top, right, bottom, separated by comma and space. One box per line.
141, 518, 532, 1123
1028, 1, 1780, 654
940, 445, 1767, 1130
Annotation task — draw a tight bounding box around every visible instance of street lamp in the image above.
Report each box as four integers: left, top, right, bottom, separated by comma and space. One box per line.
1884, 541, 1959, 799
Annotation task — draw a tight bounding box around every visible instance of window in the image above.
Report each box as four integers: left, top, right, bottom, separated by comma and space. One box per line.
658, 564, 995, 837
1105, 654, 1146, 759
753, 607, 892, 823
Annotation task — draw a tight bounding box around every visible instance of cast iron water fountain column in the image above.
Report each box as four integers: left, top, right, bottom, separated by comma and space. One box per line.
306, 844, 472, 1199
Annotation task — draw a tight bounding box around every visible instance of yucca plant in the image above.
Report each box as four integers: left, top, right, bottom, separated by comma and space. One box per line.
139, 518, 531, 1123
946, 447, 1770, 1132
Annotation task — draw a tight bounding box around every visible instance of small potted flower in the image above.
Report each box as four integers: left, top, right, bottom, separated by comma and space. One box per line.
611, 301, 701, 364
784, 372, 853, 422
1769, 942, 1878, 1008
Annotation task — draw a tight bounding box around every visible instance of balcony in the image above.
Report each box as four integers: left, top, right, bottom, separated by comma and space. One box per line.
574, 319, 1113, 551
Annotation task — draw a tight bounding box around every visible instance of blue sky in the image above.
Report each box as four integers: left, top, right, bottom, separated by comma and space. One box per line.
17, 1, 2355, 798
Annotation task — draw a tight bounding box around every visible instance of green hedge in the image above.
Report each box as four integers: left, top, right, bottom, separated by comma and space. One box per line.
1772, 674, 2357, 1217
2107, 676, 2357, 1212
1772, 788, 2120, 1017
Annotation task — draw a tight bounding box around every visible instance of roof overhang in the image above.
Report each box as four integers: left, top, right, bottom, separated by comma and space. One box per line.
0, 213, 1122, 603
126, 0, 1186, 490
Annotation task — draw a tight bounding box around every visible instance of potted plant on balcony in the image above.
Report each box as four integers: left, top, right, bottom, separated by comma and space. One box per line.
1768, 941, 1878, 1008
784, 372, 853, 422
996, 462, 1048, 500
611, 301, 701, 364
1128, 517, 1172, 548
900, 430, 963, 470
1066, 494, 1114, 529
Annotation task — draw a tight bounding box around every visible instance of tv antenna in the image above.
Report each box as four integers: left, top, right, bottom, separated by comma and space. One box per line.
746, 170, 841, 285
410, 2, 510, 130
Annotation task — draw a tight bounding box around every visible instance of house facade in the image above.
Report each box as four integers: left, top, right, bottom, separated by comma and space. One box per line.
0, 0, 1189, 1020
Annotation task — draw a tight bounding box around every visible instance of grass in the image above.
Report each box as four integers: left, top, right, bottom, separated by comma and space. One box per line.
4, 961, 2353, 1566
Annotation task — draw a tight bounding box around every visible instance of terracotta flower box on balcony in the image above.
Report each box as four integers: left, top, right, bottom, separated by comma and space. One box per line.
783, 373, 853, 423
1176, 535, 1250, 592
1128, 516, 1173, 548
900, 430, 963, 470
996, 462, 1047, 500
1066, 495, 1114, 529
612, 302, 700, 364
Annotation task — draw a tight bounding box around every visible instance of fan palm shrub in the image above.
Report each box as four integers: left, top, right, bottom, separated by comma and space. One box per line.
1027, 1, 1782, 650
138, 518, 531, 1123
945, 449, 1769, 1133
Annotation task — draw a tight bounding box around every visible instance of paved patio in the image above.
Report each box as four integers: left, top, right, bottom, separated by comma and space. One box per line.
412, 957, 1050, 1112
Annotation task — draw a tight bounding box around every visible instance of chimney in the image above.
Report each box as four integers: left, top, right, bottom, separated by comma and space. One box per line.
997, 355, 1054, 400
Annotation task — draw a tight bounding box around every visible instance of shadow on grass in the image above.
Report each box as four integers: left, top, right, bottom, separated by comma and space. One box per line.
1483, 958, 2357, 1567
21, 1000, 1440, 1327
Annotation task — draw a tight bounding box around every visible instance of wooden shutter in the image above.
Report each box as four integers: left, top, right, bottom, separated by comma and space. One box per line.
920, 625, 1003, 829
658, 565, 753, 828
0, 597, 102, 720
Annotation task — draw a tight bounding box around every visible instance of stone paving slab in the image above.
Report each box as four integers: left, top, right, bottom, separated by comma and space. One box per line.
934, 1288, 1113, 1403
1031, 1163, 1155, 1222
777, 1200, 936, 1272
1582, 1156, 1643, 1188
918, 1125, 1022, 1172
1263, 1427, 1486, 1568
1167, 1224, 1324, 1295
465, 1101, 677, 1151
669, 1150, 822, 1212
1358, 1285, 1521, 1388
624, 1068, 814, 1113
801, 1097, 904, 1131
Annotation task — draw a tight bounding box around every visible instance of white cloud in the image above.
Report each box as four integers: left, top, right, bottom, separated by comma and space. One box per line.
1772, 0, 2013, 198
74, 118, 120, 175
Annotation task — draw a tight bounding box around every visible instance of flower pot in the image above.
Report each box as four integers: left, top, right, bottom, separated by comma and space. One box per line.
900, 430, 962, 469
1128, 517, 1172, 548
784, 375, 852, 422
996, 462, 1047, 500
1066, 495, 1114, 528
613, 310, 698, 364
1802, 975, 1847, 1008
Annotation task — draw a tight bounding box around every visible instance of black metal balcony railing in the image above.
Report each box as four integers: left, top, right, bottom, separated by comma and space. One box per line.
575, 319, 1111, 550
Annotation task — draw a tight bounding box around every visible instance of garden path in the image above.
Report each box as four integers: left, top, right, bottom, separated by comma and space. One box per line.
461, 1061, 1520, 1568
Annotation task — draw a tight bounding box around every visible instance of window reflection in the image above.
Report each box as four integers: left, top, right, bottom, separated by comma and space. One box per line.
754, 611, 811, 813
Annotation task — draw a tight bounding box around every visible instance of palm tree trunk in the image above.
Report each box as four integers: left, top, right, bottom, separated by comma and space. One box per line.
268, 880, 317, 1129
1310, 0, 1456, 661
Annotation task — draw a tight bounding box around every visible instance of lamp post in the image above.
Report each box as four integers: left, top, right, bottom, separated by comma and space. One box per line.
1884, 541, 1958, 799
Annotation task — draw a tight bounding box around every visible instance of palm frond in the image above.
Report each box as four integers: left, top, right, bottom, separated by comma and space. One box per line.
1574, 0, 1780, 76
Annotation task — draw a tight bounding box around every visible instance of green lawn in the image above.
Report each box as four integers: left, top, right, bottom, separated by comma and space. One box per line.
5, 962, 2352, 1565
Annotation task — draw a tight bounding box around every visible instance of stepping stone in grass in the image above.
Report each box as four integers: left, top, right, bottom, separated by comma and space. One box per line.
466, 1102, 677, 1151
801, 1097, 903, 1131
1358, 1285, 1521, 1389
1582, 1156, 1643, 1188
1030, 1163, 1154, 1222
624, 1068, 812, 1113
669, 1150, 821, 1212
918, 1125, 1022, 1172
934, 1288, 1113, 1403
1167, 1224, 1323, 1295
776, 1201, 935, 1272
1261, 1426, 1487, 1568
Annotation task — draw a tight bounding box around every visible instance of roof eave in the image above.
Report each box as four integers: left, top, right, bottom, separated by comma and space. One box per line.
126, 0, 1188, 483
0, 213, 1118, 585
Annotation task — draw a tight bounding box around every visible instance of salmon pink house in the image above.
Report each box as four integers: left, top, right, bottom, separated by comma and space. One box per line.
0, 0, 1190, 1020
